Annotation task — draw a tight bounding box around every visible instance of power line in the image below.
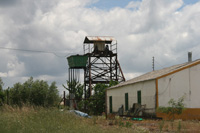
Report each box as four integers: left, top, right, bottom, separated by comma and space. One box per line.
0, 46, 52, 53
154, 60, 164, 68
0, 46, 76, 58
191, 47, 200, 60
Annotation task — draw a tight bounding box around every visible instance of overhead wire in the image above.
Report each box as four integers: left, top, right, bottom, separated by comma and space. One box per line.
154, 46, 200, 70
190, 46, 200, 60
0, 46, 79, 58
164, 44, 200, 67
154, 60, 164, 69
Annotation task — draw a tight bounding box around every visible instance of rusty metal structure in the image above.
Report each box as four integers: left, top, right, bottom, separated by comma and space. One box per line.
83, 36, 125, 97
67, 36, 125, 100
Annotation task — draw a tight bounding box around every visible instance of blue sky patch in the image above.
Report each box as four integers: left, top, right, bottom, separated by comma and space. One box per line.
88, 0, 199, 10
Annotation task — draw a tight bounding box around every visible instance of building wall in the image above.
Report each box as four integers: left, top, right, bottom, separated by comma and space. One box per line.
158, 63, 200, 108
190, 64, 200, 108
107, 80, 156, 114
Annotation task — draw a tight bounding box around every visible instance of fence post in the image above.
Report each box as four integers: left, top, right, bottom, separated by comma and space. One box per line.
64, 91, 66, 106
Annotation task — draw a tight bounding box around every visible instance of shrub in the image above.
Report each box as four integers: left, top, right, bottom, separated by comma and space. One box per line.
125, 121, 133, 128
157, 96, 185, 120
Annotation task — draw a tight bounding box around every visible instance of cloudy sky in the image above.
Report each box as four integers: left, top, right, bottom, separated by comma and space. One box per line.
0, 0, 200, 93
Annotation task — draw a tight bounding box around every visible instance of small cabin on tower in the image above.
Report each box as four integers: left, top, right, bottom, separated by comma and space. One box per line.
83, 36, 116, 55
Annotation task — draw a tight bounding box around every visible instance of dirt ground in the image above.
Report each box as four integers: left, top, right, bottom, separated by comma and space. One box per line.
92, 116, 200, 132
131, 119, 200, 132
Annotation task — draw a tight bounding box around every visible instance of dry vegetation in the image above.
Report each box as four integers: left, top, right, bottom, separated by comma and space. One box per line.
0, 105, 200, 133
94, 115, 200, 133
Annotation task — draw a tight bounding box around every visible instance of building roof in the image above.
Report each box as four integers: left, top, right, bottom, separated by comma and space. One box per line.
83, 36, 115, 44
108, 59, 200, 90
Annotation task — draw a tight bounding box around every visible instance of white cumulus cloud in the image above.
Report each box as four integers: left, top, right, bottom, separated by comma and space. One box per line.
0, 0, 200, 92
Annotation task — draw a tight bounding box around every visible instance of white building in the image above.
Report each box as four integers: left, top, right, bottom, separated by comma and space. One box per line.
106, 58, 200, 120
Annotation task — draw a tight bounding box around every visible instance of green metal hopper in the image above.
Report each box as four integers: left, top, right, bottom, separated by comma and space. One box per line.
67, 55, 88, 68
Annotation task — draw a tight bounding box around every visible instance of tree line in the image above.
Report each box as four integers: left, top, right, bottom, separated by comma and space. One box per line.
0, 77, 60, 107
0, 76, 118, 115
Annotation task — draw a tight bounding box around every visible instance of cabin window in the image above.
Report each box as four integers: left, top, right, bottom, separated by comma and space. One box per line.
137, 90, 141, 105
125, 93, 129, 111
109, 96, 112, 113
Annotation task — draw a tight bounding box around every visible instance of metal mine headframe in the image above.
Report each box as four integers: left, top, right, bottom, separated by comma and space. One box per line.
83, 36, 125, 97
67, 36, 125, 99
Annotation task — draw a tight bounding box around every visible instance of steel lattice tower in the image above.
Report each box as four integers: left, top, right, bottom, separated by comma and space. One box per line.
83, 36, 125, 98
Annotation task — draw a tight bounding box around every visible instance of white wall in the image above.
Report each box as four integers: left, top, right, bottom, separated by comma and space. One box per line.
158, 64, 200, 108
189, 64, 200, 108
107, 80, 156, 113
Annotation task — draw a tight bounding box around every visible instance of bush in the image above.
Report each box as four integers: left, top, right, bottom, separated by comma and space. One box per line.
157, 96, 185, 120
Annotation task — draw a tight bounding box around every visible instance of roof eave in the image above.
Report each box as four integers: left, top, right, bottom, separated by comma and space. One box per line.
107, 78, 156, 90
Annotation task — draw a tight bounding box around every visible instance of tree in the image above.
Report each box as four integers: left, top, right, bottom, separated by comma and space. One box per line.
8, 77, 60, 107
9, 82, 23, 105
85, 80, 118, 115
89, 83, 109, 115
157, 96, 185, 120
63, 80, 83, 102
62, 80, 118, 114
0, 77, 5, 105
47, 81, 59, 106
31, 80, 49, 106
108, 80, 118, 87
0, 77, 4, 90
22, 77, 34, 103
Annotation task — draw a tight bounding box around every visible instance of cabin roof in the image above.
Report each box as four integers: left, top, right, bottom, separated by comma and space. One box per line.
84, 36, 115, 44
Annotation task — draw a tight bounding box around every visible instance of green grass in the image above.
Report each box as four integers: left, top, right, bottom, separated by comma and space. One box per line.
2, 106, 200, 133
0, 105, 135, 133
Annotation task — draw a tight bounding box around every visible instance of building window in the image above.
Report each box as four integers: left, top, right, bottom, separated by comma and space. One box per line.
125, 93, 128, 111
137, 90, 141, 105
109, 96, 112, 113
